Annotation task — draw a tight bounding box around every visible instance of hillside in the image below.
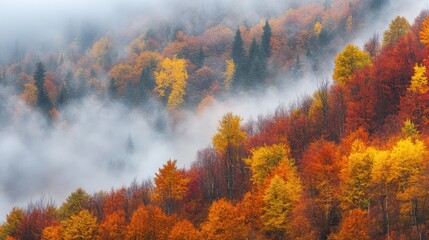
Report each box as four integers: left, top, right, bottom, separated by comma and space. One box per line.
1, 0, 429, 239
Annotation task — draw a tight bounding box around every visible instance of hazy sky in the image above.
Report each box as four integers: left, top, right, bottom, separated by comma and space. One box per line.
0, 0, 426, 221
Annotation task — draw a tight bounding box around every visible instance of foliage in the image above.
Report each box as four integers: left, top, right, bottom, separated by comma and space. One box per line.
333, 44, 371, 85
61, 210, 98, 240
201, 199, 248, 240
154, 159, 190, 215
155, 56, 188, 110
383, 16, 411, 47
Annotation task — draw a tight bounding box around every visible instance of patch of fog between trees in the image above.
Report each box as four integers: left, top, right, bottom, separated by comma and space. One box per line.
0, 75, 318, 221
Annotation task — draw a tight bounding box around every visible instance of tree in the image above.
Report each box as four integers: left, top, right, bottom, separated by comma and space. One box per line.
33, 62, 52, 115
334, 209, 371, 240
223, 59, 235, 92
333, 44, 371, 85
340, 140, 374, 210
231, 29, 246, 88
247, 37, 265, 88
0, 208, 25, 239
126, 205, 170, 240
154, 56, 188, 110
364, 34, 381, 57
261, 19, 272, 59
154, 160, 190, 215
59, 188, 90, 220
408, 64, 428, 94
263, 159, 302, 238
61, 210, 98, 240
383, 16, 411, 47
42, 226, 63, 240
20, 82, 38, 107
89, 37, 113, 70
212, 113, 247, 199
201, 199, 248, 240
245, 144, 289, 186
98, 210, 126, 240
301, 140, 342, 239
420, 17, 429, 47
168, 220, 201, 240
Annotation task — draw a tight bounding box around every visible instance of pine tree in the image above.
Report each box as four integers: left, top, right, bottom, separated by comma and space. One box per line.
108, 78, 118, 99
261, 20, 272, 60
232, 29, 246, 89
33, 62, 52, 116
248, 38, 265, 88
196, 47, 205, 68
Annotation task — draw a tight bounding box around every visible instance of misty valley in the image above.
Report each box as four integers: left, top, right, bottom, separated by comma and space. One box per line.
1, 0, 429, 239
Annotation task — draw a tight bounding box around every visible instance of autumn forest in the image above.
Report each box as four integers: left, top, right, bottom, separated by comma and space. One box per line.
1, 0, 429, 239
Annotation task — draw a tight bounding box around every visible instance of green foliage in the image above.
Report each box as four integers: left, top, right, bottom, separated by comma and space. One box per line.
261, 19, 272, 59
59, 188, 90, 220
0, 208, 25, 239
383, 16, 411, 47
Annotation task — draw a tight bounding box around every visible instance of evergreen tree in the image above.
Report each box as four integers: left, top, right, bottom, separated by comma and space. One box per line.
140, 61, 156, 101
248, 38, 265, 88
232, 29, 246, 89
57, 82, 68, 107
33, 62, 52, 116
261, 20, 272, 60
196, 47, 205, 68
108, 77, 118, 99
292, 55, 303, 79
126, 134, 135, 154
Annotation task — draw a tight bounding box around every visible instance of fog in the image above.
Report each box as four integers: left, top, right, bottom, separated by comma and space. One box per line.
0, 0, 425, 221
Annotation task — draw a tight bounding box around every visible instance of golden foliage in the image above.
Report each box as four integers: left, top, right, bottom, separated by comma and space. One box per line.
42, 225, 63, 240
408, 64, 428, 94
61, 210, 98, 240
333, 44, 371, 85
20, 82, 38, 107
155, 56, 188, 110
201, 199, 248, 240
223, 59, 235, 91
245, 144, 290, 185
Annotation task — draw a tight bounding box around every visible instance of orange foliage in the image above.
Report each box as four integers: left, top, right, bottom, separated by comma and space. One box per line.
168, 220, 201, 240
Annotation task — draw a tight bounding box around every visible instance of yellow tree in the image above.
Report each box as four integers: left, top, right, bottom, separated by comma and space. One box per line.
201, 199, 248, 240
263, 159, 302, 238
154, 160, 190, 215
89, 37, 113, 70
168, 220, 202, 240
408, 64, 428, 94
97, 210, 126, 240
61, 210, 98, 240
313, 21, 323, 37
155, 56, 188, 110
390, 138, 428, 231
245, 144, 289, 186
212, 112, 247, 199
383, 16, 411, 47
340, 140, 374, 211
333, 44, 371, 85
223, 59, 235, 92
